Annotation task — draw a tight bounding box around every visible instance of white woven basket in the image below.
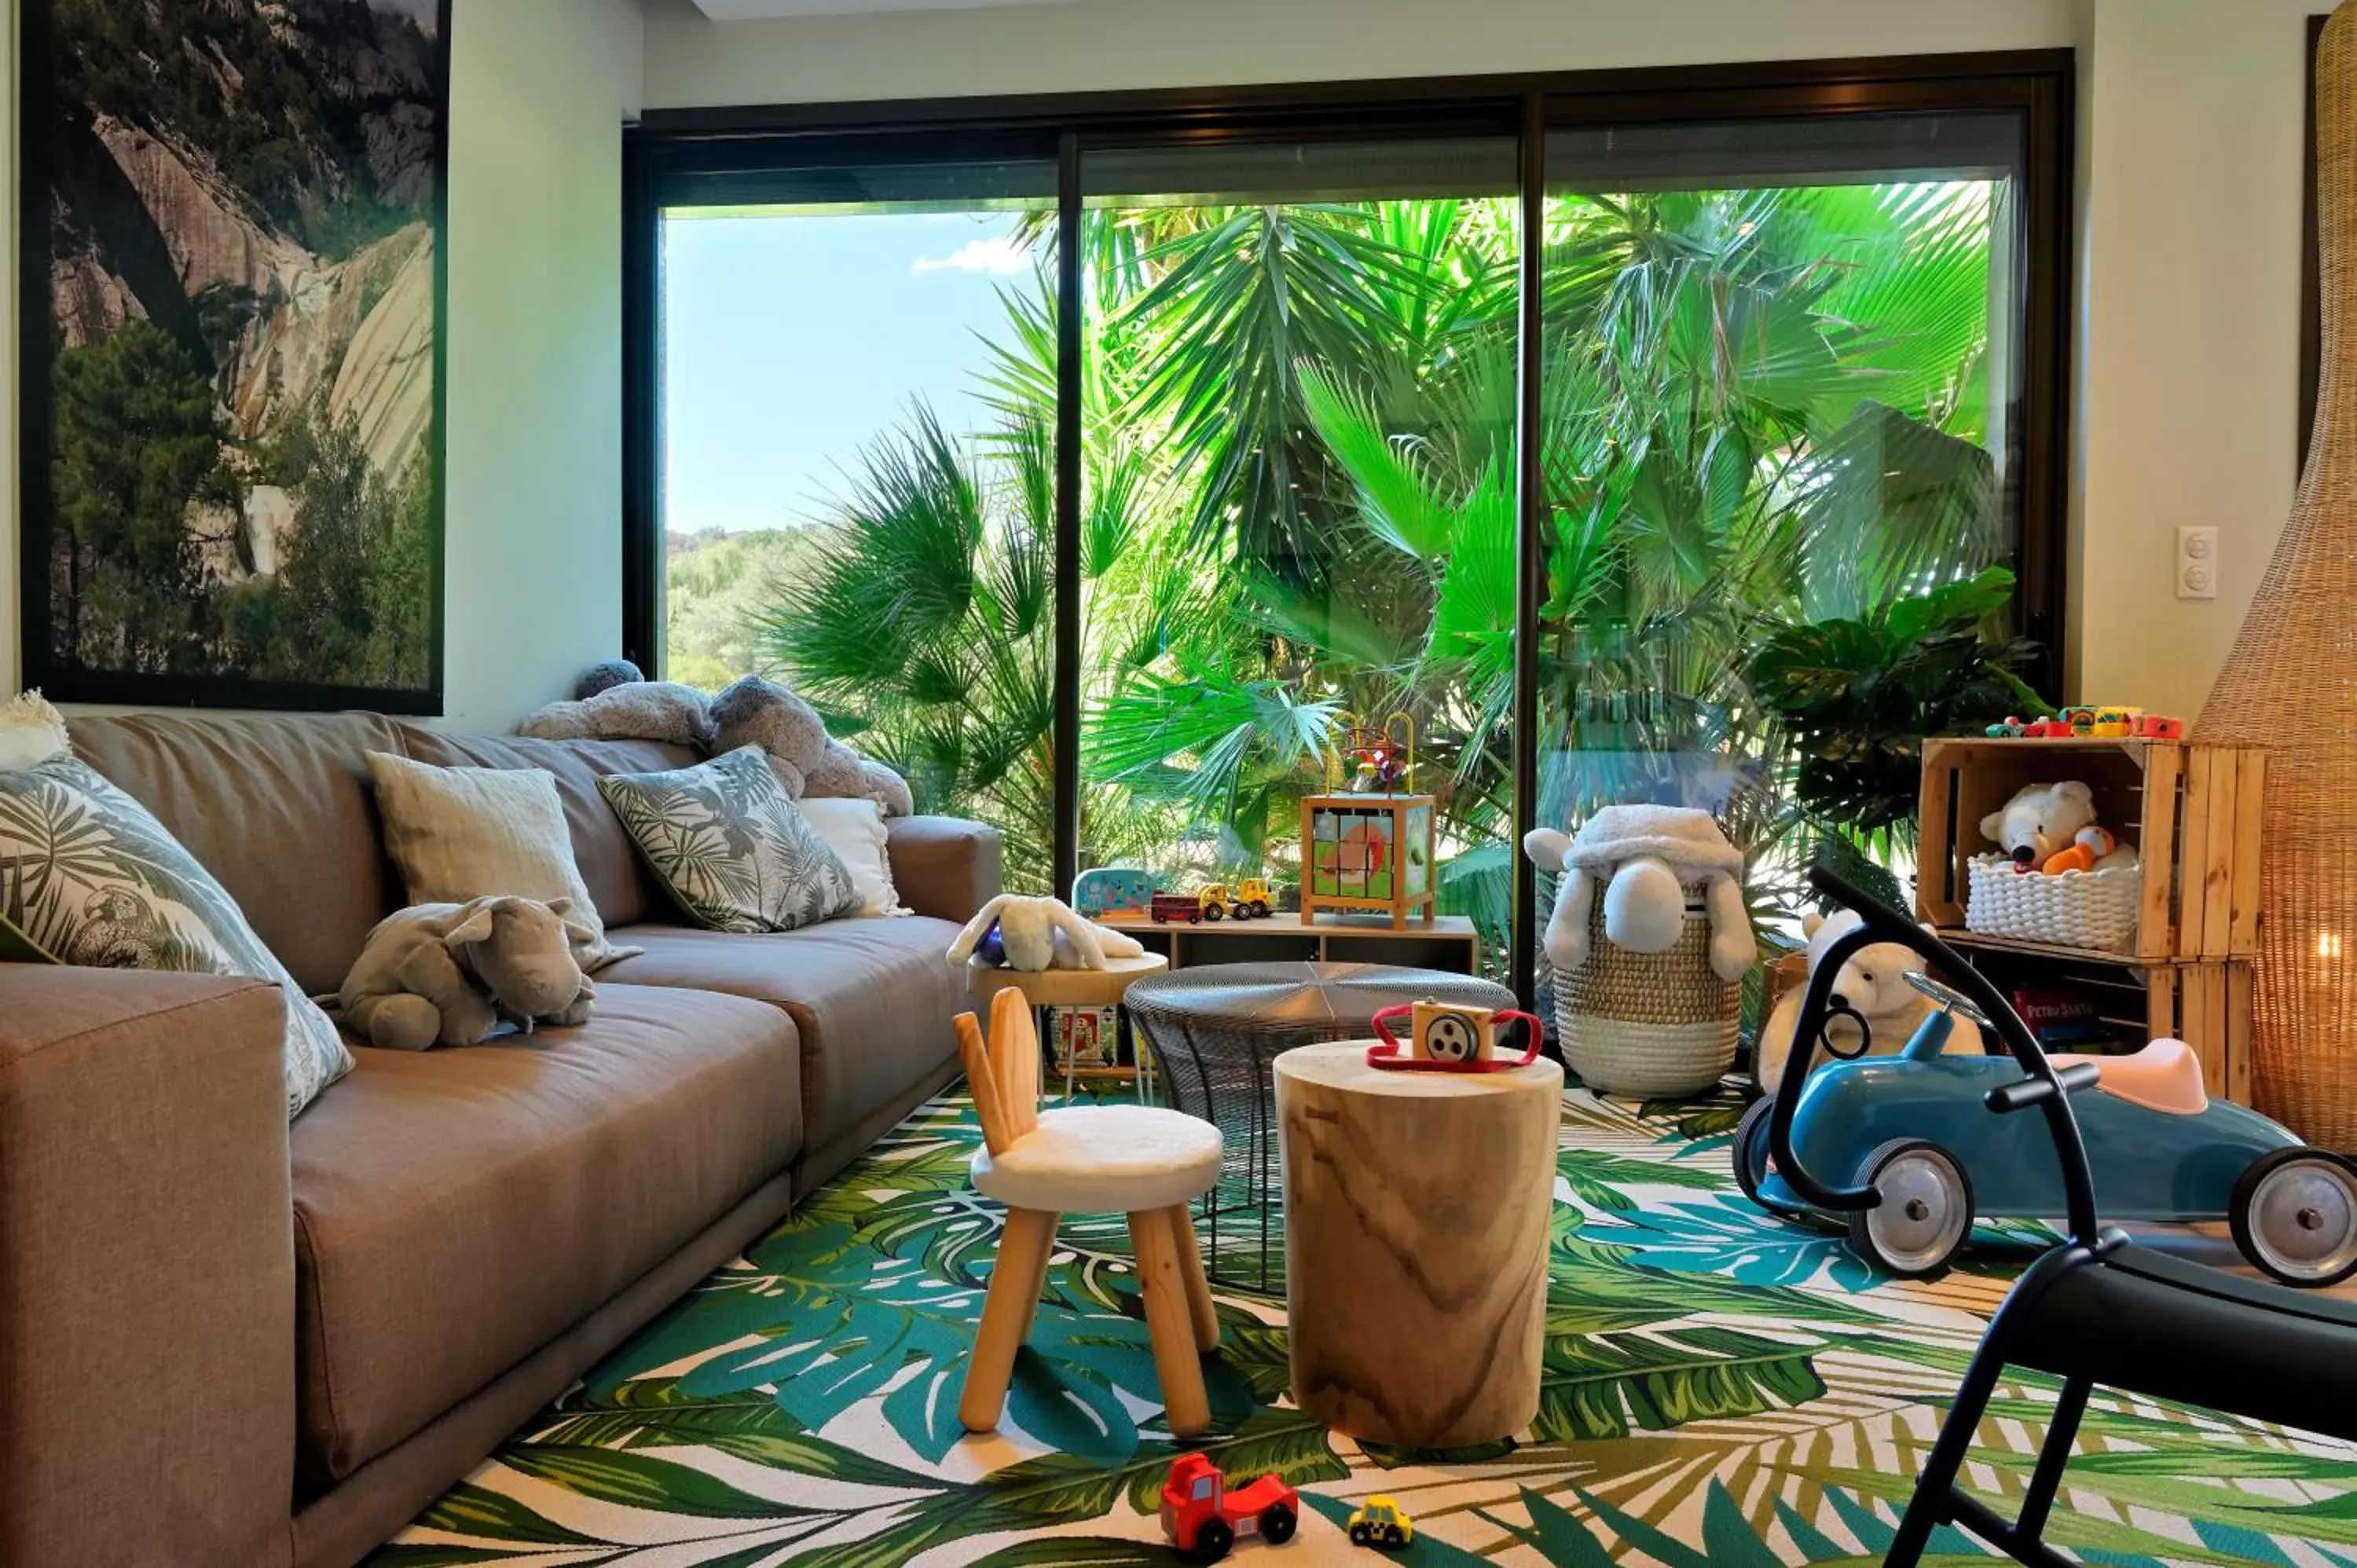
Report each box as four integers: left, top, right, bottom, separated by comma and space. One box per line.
1553, 895, 1739, 1097
1965, 855, 2143, 952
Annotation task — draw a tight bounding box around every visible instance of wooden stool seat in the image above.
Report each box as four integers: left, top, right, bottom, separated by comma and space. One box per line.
954, 987, 1225, 1439
972, 1105, 1221, 1213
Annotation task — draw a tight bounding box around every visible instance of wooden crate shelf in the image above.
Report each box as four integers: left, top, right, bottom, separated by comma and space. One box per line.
1917, 735, 2262, 1105
1937, 942, 2253, 1106
1918, 735, 2265, 962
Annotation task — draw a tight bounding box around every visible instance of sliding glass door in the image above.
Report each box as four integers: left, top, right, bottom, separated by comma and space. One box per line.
1072, 137, 1523, 972
627, 62, 2069, 996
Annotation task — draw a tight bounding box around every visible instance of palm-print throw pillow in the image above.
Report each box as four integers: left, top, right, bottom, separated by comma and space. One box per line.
0, 753, 354, 1117
599, 746, 862, 934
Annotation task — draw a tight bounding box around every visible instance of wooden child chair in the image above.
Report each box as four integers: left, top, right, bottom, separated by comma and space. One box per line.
955, 987, 1225, 1437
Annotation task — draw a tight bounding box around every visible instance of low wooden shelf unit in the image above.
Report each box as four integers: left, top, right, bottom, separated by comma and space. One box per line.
1099, 911, 1482, 977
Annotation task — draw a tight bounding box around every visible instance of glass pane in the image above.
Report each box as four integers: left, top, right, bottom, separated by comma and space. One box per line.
1076, 137, 1521, 976
657, 158, 1058, 887
1538, 111, 2029, 935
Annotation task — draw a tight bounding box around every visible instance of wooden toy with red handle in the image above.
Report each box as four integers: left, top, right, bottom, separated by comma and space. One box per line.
1365, 999, 1544, 1072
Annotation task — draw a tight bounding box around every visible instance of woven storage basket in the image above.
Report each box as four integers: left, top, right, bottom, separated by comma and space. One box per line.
1964, 855, 2142, 953
1555, 892, 1739, 1097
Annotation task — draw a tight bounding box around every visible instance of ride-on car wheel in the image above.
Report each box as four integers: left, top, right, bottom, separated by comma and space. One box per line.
1848, 1139, 1974, 1279
2231, 1147, 2357, 1286
1259, 1502, 1298, 1543
1188, 1518, 1233, 1563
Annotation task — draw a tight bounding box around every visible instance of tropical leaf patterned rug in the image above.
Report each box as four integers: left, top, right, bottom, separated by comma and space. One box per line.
371, 1082, 2357, 1566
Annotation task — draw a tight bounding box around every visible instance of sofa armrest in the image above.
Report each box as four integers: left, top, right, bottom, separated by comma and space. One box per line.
0, 965, 296, 1568
885, 815, 1004, 923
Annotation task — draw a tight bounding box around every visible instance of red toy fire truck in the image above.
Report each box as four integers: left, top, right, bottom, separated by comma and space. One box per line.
1160, 1455, 1300, 1563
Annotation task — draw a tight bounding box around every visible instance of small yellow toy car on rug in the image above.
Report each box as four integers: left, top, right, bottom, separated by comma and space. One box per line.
1346, 1495, 1413, 1550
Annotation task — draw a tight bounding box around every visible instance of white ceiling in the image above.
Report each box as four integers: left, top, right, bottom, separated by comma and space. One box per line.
691, 0, 1076, 17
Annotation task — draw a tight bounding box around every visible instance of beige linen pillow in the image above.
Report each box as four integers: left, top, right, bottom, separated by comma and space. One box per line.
365, 751, 636, 969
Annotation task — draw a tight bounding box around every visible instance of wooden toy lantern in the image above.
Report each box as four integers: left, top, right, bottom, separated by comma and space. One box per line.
1302, 712, 1438, 929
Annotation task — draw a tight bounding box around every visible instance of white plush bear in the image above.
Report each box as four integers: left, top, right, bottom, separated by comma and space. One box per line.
1754, 909, 1984, 1094
1524, 804, 1754, 983
947, 893, 1147, 973
1980, 781, 2139, 874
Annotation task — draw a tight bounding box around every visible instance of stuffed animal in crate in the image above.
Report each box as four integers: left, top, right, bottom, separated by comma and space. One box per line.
1754, 908, 1984, 1094
339, 896, 598, 1050
1981, 781, 2140, 876
947, 894, 1148, 973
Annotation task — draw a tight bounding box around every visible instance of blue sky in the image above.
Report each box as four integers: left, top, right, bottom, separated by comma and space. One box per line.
662, 211, 1043, 535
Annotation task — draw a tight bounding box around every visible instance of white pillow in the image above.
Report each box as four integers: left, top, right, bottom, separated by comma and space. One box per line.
797, 796, 908, 917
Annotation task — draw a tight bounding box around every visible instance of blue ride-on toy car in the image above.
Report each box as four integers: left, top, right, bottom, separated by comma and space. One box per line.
1733, 903, 2357, 1287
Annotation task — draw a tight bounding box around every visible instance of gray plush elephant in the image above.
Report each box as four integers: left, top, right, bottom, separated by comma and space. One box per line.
338, 896, 598, 1050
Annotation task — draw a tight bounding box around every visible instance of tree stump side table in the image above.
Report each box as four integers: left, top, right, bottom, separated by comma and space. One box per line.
1275, 1040, 1562, 1449
962, 954, 1170, 1098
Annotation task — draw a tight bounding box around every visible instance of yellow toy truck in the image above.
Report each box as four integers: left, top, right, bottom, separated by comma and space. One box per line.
1347, 1495, 1413, 1550
1195, 881, 1274, 921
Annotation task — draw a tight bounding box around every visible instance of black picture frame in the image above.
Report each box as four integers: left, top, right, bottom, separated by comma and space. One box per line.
16, 0, 451, 715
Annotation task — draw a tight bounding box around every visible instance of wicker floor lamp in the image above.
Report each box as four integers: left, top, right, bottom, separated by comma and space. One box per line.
2195, 2, 2357, 1144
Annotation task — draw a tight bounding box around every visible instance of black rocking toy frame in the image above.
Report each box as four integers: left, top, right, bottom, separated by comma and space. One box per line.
1778, 868, 2357, 1568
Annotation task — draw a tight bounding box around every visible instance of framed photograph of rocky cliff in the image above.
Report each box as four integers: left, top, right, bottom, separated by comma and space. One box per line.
17, 0, 448, 713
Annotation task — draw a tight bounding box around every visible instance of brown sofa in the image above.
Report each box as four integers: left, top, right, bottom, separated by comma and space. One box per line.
0, 712, 1002, 1568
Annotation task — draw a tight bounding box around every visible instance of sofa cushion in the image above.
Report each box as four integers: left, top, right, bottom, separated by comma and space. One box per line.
389, 727, 702, 931
600, 916, 966, 1157
286, 984, 801, 1489
70, 713, 408, 996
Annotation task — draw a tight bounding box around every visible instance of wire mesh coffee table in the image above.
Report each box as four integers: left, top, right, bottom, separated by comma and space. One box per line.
1126, 960, 1518, 1292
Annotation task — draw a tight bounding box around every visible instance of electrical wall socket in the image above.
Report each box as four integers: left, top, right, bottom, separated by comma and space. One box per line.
2176, 526, 2219, 599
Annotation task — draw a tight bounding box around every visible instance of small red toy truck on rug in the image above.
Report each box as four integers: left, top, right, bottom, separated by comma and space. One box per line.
1160, 1454, 1299, 1563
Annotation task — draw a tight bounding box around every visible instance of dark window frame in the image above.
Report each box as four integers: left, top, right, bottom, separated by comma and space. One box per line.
621, 49, 2076, 1004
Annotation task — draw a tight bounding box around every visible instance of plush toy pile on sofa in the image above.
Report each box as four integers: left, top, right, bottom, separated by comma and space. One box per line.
520, 662, 915, 817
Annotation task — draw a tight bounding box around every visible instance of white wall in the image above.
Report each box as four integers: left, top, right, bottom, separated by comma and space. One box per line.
441, 0, 643, 727
2073, 0, 2321, 716
2, 0, 16, 703
0, 0, 646, 728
